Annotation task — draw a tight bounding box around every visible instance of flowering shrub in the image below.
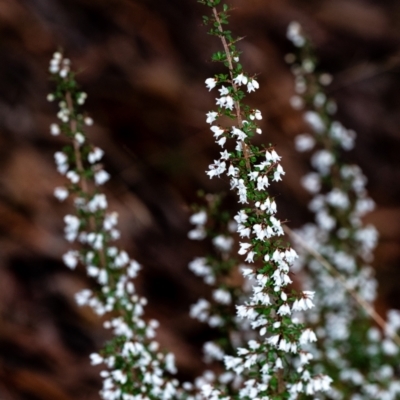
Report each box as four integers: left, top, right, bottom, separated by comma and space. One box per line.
46, 3, 400, 400
286, 21, 400, 400
48, 52, 179, 400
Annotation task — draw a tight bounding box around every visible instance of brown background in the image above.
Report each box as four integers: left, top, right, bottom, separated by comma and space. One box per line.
0, 0, 400, 399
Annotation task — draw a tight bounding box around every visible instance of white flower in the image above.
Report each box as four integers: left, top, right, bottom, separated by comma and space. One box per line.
206, 159, 226, 178
216, 95, 234, 110
245, 251, 255, 263
210, 125, 224, 138
311, 150, 334, 175
206, 111, 218, 124
84, 117, 93, 126
233, 73, 248, 86
205, 78, 217, 91
295, 134, 315, 152
265, 150, 281, 163
90, 353, 103, 365
299, 328, 317, 345
247, 79, 259, 92
220, 150, 230, 160
290, 95, 304, 110
238, 242, 251, 255
190, 299, 210, 322
188, 226, 206, 240
212, 235, 233, 252
277, 303, 291, 316
54, 187, 68, 201
217, 137, 226, 147
234, 210, 248, 224
88, 148, 104, 164
326, 188, 350, 209
75, 132, 85, 145
301, 172, 321, 194
94, 170, 110, 185
231, 127, 246, 141
304, 111, 325, 133
62, 250, 79, 269
50, 123, 60, 136
66, 170, 80, 184
190, 210, 207, 225
219, 86, 229, 96
64, 214, 80, 242
287, 21, 305, 47
212, 289, 232, 305
273, 164, 285, 181
267, 334, 280, 346
54, 151, 68, 174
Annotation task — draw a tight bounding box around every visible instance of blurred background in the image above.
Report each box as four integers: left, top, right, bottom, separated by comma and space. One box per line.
1, 0, 400, 398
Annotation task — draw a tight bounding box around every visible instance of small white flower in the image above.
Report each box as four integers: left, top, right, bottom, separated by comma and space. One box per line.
206, 111, 218, 124
90, 353, 103, 365
245, 251, 255, 263
66, 170, 80, 184
212, 289, 232, 305
217, 137, 226, 147
75, 132, 85, 145
231, 127, 246, 141
247, 79, 259, 93
233, 73, 248, 86
301, 172, 321, 194
304, 111, 325, 133
62, 250, 79, 269
54, 187, 68, 201
220, 150, 230, 160
210, 125, 224, 138
84, 117, 93, 126
219, 86, 229, 96
50, 123, 60, 136
290, 95, 304, 110
287, 21, 305, 47
273, 164, 285, 181
87, 148, 104, 164
295, 134, 315, 152
94, 170, 110, 185
205, 78, 217, 91
190, 210, 207, 225
188, 227, 206, 240
212, 235, 233, 252
238, 242, 251, 255
299, 329, 317, 345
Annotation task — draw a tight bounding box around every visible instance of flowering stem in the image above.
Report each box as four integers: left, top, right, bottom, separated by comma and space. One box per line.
212, 6, 250, 170
285, 225, 400, 345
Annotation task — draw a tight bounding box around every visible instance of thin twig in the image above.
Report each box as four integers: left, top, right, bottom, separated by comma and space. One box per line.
212, 7, 251, 170
283, 225, 400, 347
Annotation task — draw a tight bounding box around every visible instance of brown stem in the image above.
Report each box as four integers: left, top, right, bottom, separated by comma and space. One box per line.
212, 7, 251, 170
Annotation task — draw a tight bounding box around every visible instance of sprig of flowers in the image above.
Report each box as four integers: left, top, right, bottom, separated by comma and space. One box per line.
188, 193, 255, 395
287, 22, 400, 399
196, 2, 332, 398
48, 52, 179, 400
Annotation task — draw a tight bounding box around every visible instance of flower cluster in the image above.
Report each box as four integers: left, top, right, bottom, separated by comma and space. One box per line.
188, 194, 254, 396
287, 21, 400, 399
48, 52, 179, 400
194, 2, 332, 398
